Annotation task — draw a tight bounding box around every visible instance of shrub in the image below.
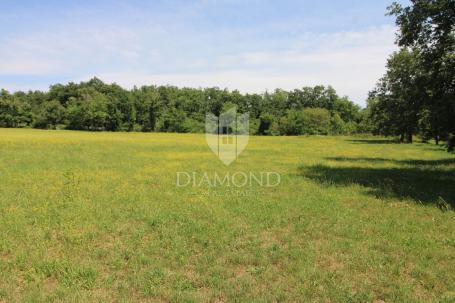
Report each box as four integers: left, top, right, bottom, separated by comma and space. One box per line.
301, 108, 331, 135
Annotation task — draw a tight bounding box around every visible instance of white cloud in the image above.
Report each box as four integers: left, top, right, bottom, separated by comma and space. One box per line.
94, 25, 398, 105
0, 26, 143, 75
1, 23, 397, 105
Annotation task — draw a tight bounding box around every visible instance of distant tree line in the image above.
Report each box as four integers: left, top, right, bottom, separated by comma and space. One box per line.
0, 79, 367, 136
365, 0, 454, 150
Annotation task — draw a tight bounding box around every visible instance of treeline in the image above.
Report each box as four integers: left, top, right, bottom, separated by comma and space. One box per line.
0, 79, 366, 136
364, 0, 454, 150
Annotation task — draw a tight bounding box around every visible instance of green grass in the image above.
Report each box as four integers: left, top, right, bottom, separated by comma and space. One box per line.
1, 128, 455, 302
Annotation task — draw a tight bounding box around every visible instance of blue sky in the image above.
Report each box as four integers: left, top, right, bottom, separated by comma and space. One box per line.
0, 0, 409, 105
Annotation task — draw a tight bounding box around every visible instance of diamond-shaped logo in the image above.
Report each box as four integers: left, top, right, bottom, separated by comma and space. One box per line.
205, 107, 249, 166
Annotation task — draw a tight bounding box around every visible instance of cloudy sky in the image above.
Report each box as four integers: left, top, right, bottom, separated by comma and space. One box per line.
0, 0, 409, 106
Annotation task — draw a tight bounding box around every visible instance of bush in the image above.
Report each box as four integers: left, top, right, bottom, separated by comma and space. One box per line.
330, 113, 345, 135
0, 97, 32, 128
182, 118, 205, 133
301, 108, 330, 135
277, 110, 305, 135
33, 100, 67, 129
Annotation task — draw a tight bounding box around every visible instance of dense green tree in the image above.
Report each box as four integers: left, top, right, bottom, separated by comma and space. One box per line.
388, 0, 455, 149
66, 92, 109, 131
0, 90, 32, 128
34, 100, 67, 129
275, 109, 305, 136
301, 108, 331, 135
369, 49, 424, 142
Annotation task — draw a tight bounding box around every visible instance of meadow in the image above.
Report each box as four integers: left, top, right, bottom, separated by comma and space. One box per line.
0, 128, 455, 302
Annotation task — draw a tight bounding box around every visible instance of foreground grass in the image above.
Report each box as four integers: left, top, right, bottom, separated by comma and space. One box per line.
0, 128, 454, 302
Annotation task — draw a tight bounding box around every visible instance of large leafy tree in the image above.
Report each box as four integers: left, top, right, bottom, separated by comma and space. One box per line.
388, 0, 455, 149
370, 49, 425, 142
0, 90, 32, 128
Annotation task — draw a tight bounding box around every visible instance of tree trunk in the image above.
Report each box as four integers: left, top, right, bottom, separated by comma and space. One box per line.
407, 132, 413, 143
448, 134, 455, 152
435, 134, 439, 145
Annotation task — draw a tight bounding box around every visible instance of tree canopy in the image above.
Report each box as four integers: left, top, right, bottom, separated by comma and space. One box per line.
0, 79, 362, 136
366, 0, 454, 150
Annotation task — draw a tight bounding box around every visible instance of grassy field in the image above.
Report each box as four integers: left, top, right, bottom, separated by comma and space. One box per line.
1, 128, 455, 302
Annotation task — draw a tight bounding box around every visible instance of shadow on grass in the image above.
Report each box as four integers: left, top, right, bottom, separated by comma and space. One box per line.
346, 139, 400, 145
299, 162, 455, 207
325, 157, 455, 166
